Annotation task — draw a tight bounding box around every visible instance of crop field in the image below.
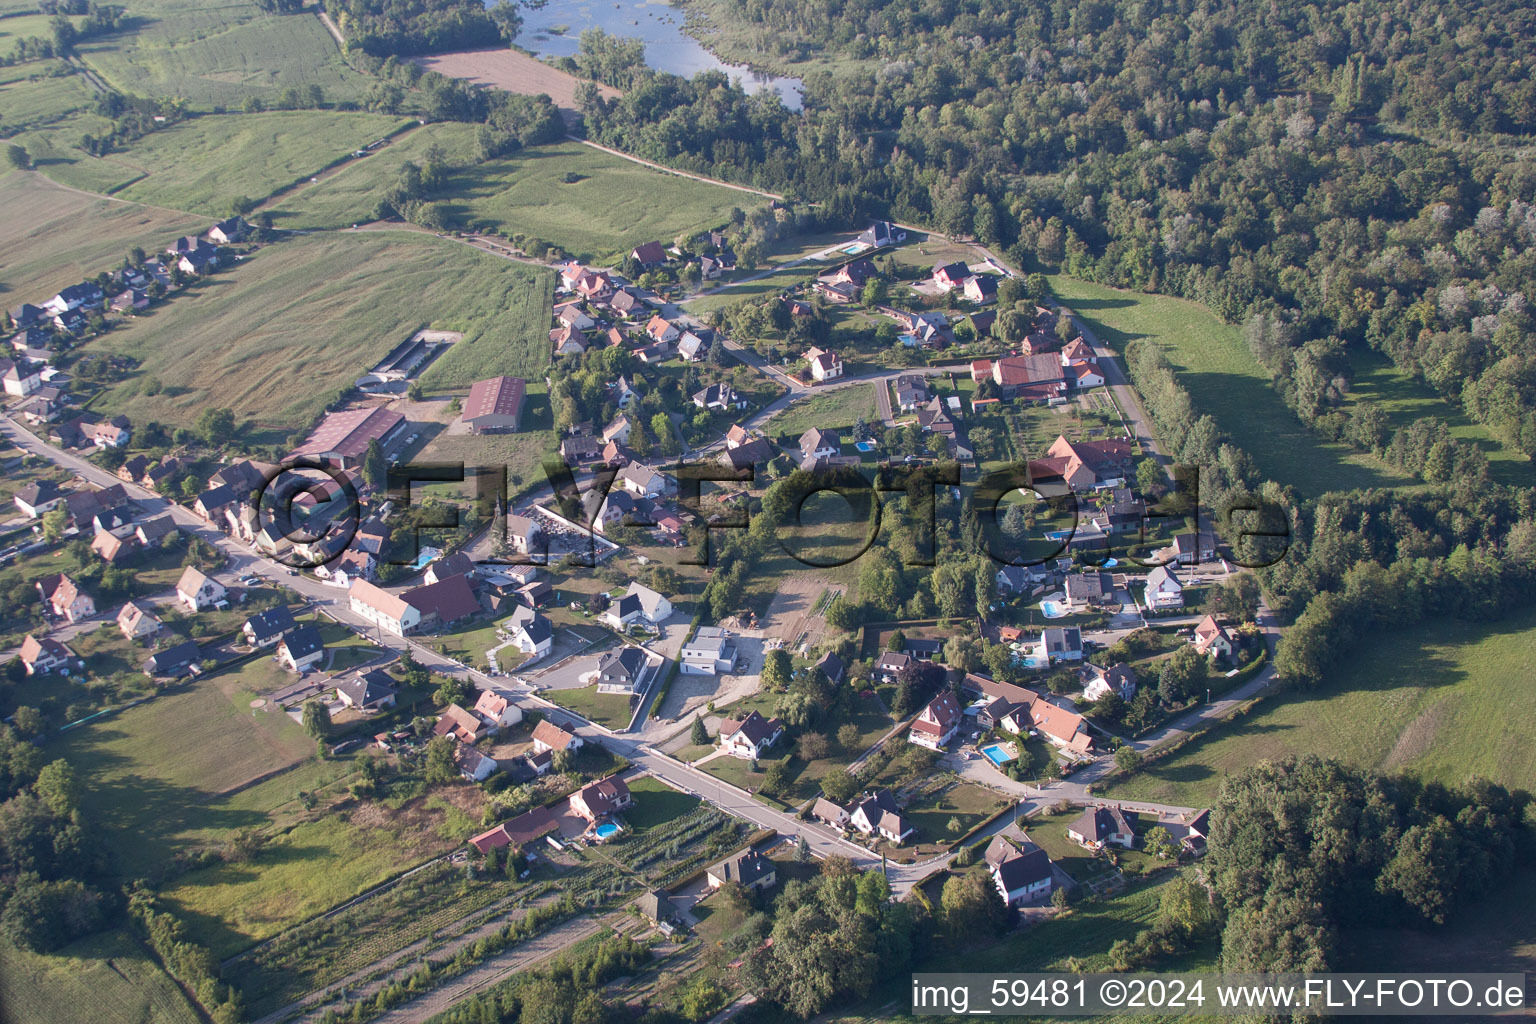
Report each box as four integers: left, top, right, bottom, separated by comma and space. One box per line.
1046, 275, 1415, 497
1107, 605, 1536, 808
275, 134, 758, 263
0, 64, 94, 129
0, 927, 203, 1024
84, 229, 552, 444
0, 170, 203, 302
105, 111, 411, 214
766, 383, 878, 438
73, 0, 372, 109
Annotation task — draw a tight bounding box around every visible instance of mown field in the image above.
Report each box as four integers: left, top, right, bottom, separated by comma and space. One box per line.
1046, 275, 1415, 497
85, 229, 552, 444
105, 111, 412, 213
0, 927, 204, 1024
274, 131, 758, 262
766, 383, 878, 438
72, 0, 372, 109
1107, 604, 1536, 808
0, 170, 203, 301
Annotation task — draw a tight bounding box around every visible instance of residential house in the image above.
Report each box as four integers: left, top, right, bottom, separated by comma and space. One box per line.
117, 600, 162, 641
1068, 361, 1106, 388
618, 462, 672, 499
707, 850, 776, 891
680, 626, 735, 675
90, 529, 138, 564
932, 262, 970, 291
37, 573, 95, 623
609, 288, 643, 317
1062, 572, 1114, 611
1142, 565, 1184, 609
893, 374, 929, 412
560, 434, 604, 465
1067, 805, 1138, 850
717, 710, 784, 760
469, 807, 560, 855
193, 484, 240, 525
635, 889, 677, 927
14, 480, 64, 518
0, 358, 43, 397
551, 325, 587, 356
811, 798, 851, 830
243, 605, 297, 648
454, 744, 499, 782
276, 626, 326, 673
349, 579, 422, 636
985, 835, 1055, 906
9, 303, 45, 328
207, 216, 247, 243
799, 427, 840, 460
962, 274, 998, 303
18, 635, 78, 676
531, 718, 583, 755
110, 288, 149, 313
602, 414, 633, 445
1061, 338, 1095, 363
43, 282, 103, 315
1192, 614, 1235, 659
644, 315, 680, 344
692, 382, 741, 411
1081, 662, 1138, 703
959, 673, 1094, 755
858, 221, 906, 247
849, 790, 914, 844
1028, 435, 1134, 492
1172, 531, 1218, 566
815, 650, 846, 685
134, 516, 177, 548
630, 241, 667, 267
719, 437, 774, 472
473, 689, 523, 731
176, 567, 227, 612
434, 703, 487, 743
907, 691, 961, 751
803, 347, 843, 382
1155, 808, 1212, 858
1032, 626, 1083, 664
677, 330, 710, 361
424, 552, 475, 586
461, 376, 527, 434
402, 574, 481, 631
904, 637, 943, 661
603, 582, 672, 627
505, 606, 553, 659
872, 651, 914, 685
583, 645, 650, 694
144, 639, 201, 678
336, 669, 398, 711
991, 354, 1067, 403
995, 562, 1052, 595
570, 776, 632, 823
554, 301, 595, 330
176, 244, 220, 276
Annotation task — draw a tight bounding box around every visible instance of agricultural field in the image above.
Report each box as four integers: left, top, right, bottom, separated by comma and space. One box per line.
1107, 605, 1536, 808
0, 927, 204, 1024
71, 0, 373, 110
766, 383, 878, 439
275, 134, 760, 263
0, 170, 203, 303
1047, 275, 1415, 497
84, 229, 553, 445
0, 64, 94, 130
106, 111, 412, 213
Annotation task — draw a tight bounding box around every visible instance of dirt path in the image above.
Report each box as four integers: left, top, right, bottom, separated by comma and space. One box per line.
570, 136, 784, 201
315, 9, 345, 47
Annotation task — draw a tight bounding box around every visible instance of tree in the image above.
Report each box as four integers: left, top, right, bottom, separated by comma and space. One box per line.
40, 507, 68, 543
1206, 574, 1262, 622
886, 628, 907, 653
798, 731, 830, 760
4, 143, 30, 170
196, 407, 236, 447
939, 870, 1009, 938
820, 767, 859, 804
424, 736, 458, 783
1157, 646, 1205, 705
1050, 885, 1071, 908
435, 675, 471, 707
33, 760, 78, 816
836, 722, 860, 751
690, 714, 709, 746
301, 699, 331, 739
1114, 746, 1144, 773
1136, 458, 1165, 496
0, 876, 102, 953
761, 758, 790, 797
761, 647, 792, 691
362, 439, 387, 490
1144, 825, 1177, 860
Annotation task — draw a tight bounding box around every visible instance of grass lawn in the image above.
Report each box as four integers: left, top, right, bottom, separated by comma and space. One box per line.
624, 775, 701, 830
73, 0, 372, 110
84, 230, 552, 444
275, 131, 761, 263
766, 383, 878, 439
1347, 863, 1536, 976
0, 928, 203, 1024
895, 780, 1006, 850
105, 111, 412, 213
1346, 350, 1533, 487
1046, 274, 1414, 497
0, 169, 204, 302
1107, 604, 1536, 808
0, 65, 95, 130
546, 683, 635, 731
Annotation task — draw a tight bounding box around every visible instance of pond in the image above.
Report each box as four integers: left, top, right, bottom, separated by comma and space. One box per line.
510, 0, 804, 109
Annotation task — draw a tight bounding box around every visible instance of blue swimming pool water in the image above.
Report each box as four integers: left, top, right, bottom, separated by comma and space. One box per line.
594, 822, 620, 839
855, 441, 877, 452
411, 546, 441, 571
1040, 599, 1069, 618
981, 743, 1016, 766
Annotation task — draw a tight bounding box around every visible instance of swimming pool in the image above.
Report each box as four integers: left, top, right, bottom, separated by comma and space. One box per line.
1040, 596, 1069, 618
410, 546, 442, 571
981, 742, 1018, 766
855, 440, 878, 452
594, 822, 621, 840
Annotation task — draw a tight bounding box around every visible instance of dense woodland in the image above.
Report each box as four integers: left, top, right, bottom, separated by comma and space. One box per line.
573, 0, 1536, 476
331, 0, 519, 57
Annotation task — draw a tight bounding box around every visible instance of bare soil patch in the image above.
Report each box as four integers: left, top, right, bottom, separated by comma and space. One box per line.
413, 49, 620, 120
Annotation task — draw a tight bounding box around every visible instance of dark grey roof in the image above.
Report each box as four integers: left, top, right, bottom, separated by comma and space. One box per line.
595, 646, 647, 686
711, 849, 774, 887
280, 625, 325, 660
146, 640, 200, 674
337, 669, 397, 707
244, 605, 296, 641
